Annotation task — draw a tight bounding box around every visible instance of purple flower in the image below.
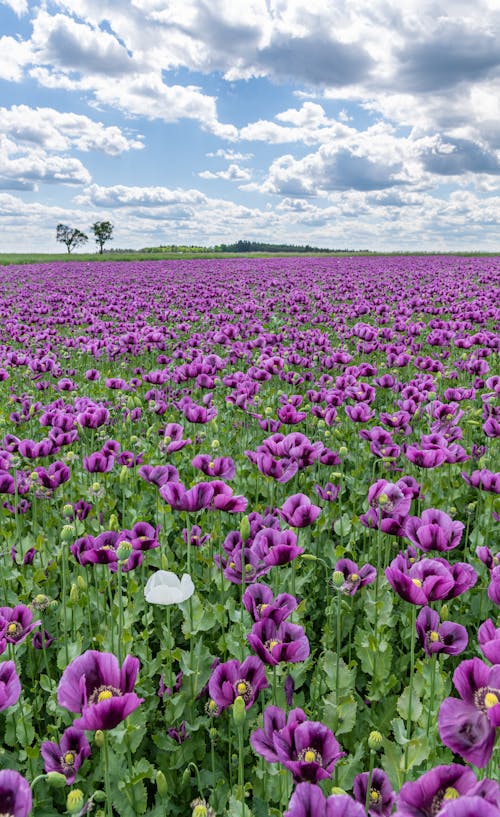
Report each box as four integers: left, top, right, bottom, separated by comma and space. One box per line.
243, 583, 297, 624
487, 566, 500, 605
478, 620, 500, 663
462, 469, 500, 494
0, 605, 41, 644
284, 674, 295, 707
285, 784, 366, 817
416, 607, 468, 656
315, 482, 341, 502
438, 658, 500, 766
192, 454, 236, 479
279, 493, 321, 528
251, 705, 307, 763
207, 656, 268, 715
183, 524, 210, 548
32, 629, 55, 650
385, 555, 455, 605
0, 661, 21, 711
41, 726, 91, 784
404, 446, 447, 468
273, 718, 345, 783
396, 764, 499, 817
138, 464, 179, 487
211, 480, 248, 513
83, 451, 115, 473
334, 559, 376, 595
247, 618, 310, 666
0, 769, 32, 817
159, 480, 214, 512
57, 650, 144, 731
353, 769, 395, 817
405, 509, 464, 552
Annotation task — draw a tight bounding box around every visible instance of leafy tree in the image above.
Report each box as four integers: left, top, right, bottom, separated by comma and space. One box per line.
56, 224, 88, 253
91, 221, 114, 254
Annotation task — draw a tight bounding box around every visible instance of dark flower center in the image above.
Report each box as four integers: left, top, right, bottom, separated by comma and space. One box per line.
6, 621, 22, 639
474, 686, 500, 712
234, 679, 253, 703
298, 747, 323, 765
265, 639, 281, 652
431, 786, 460, 815
61, 751, 76, 771
89, 684, 121, 704
205, 699, 220, 717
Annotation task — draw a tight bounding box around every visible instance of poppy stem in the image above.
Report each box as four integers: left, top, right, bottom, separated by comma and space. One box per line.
117, 562, 124, 666
103, 731, 113, 817
336, 587, 342, 708
426, 653, 437, 738
404, 603, 417, 769
60, 540, 69, 664
365, 748, 375, 813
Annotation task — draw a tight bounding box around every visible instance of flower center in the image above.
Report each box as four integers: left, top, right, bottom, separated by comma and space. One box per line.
412, 578, 422, 587
370, 790, 380, 802
234, 679, 253, 703
6, 621, 22, 638
443, 788, 459, 801
265, 639, 280, 652
61, 750, 76, 772
205, 699, 220, 717
429, 631, 440, 642
89, 684, 121, 704
298, 747, 323, 765
474, 686, 500, 712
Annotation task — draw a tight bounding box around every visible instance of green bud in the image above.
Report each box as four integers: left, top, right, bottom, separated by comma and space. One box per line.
156, 770, 168, 797
368, 730, 383, 750
440, 604, 449, 621
332, 570, 345, 588
211, 439, 220, 450
66, 789, 85, 814
300, 553, 318, 561
69, 583, 79, 604
61, 524, 75, 542
93, 791, 106, 803
116, 541, 132, 561
119, 465, 129, 484
62, 504, 74, 518
239, 515, 251, 543
94, 730, 104, 748
108, 513, 120, 531
232, 695, 246, 728
330, 787, 347, 796
77, 575, 87, 591
46, 771, 67, 788
338, 445, 348, 456
161, 554, 169, 571
92, 481, 101, 493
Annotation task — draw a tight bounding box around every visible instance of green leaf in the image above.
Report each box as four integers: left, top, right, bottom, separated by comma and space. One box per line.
397, 686, 422, 722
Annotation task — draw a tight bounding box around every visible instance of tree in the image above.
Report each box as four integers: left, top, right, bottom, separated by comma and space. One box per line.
91, 221, 114, 254
56, 224, 88, 253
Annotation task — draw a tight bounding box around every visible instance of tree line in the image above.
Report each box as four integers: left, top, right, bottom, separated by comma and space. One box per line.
56, 222, 114, 254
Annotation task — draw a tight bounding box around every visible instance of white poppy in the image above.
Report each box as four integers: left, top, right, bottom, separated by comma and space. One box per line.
144, 570, 194, 605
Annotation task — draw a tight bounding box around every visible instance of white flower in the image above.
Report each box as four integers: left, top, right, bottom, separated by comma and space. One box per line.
144, 570, 195, 605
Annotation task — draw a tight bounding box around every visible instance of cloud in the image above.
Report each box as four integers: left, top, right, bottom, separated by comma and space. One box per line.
0, 36, 33, 81
1, 0, 28, 14
199, 163, 251, 181
418, 135, 500, 176
206, 148, 253, 160
239, 102, 354, 144
0, 137, 91, 190
77, 183, 207, 208
0, 106, 144, 155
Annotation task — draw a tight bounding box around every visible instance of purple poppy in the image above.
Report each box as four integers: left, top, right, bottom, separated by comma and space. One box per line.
416, 607, 468, 657
478, 620, 500, 664
122, 521, 160, 551
273, 718, 345, 783
32, 629, 55, 650
0, 661, 21, 711
279, 493, 321, 528
385, 555, 455, 605
487, 566, 500, 606
0, 769, 32, 817
207, 656, 268, 715
57, 650, 144, 731
183, 524, 210, 548
192, 454, 236, 479
243, 584, 297, 624
83, 451, 115, 473
438, 658, 500, 766
211, 480, 248, 513
396, 763, 499, 817
247, 618, 310, 666
353, 769, 395, 817
285, 784, 366, 817
314, 483, 341, 502
462, 469, 500, 494
138, 464, 179, 487
159, 481, 214, 512
0, 605, 41, 645
405, 509, 464, 552
404, 446, 447, 468
254, 528, 304, 567
71, 532, 142, 573
334, 559, 376, 595
251, 705, 307, 763
41, 726, 91, 784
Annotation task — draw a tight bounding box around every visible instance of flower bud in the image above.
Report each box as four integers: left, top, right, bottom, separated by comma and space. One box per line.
156, 770, 168, 797
239, 515, 251, 543
339, 445, 348, 456
61, 524, 75, 542
330, 787, 348, 796
332, 570, 345, 588
440, 604, 449, 621
46, 771, 67, 788
94, 730, 105, 748
368, 730, 383, 751
119, 465, 129, 484
93, 791, 106, 803
116, 541, 132, 561
69, 583, 79, 604
77, 575, 87, 591
211, 439, 220, 450
62, 504, 74, 518
108, 513, 120, 531
233, 695, 246, 728
66, 789, 85, 814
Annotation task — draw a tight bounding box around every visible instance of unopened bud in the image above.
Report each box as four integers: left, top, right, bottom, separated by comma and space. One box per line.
46, 771, 67, 788
69, 583, 79, 604
332, 570, 345, 588
94, 730, 104, 748
239, 515, 251, 543
60, 524, 75, 542
116, 541, 132, 561
66, 789, 85, 814
368, 730, 383, 750
233, 695, 246, 728
156, 770, 168, 797
119, 465, 129, 484
93, 791, 106, 803
62, 504, 74, 518
77, 575, 87, 591
211, 439, 220, 450
440, 604, 449, 621
108, 513, 120, 531
330, 787, 347, 795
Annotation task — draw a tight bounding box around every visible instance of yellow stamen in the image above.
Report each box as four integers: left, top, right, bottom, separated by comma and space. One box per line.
370, 791, 380, 802
484, 692, 499, 709
304, 750, 316, 763
236, 682, 247, 695
429, 631, 440, 642
412, 578, 422, 587
97, 690, 113, 702
443, 788, 459, 800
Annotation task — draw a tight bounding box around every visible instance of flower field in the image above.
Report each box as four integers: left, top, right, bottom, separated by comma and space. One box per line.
0, 254, 499, 817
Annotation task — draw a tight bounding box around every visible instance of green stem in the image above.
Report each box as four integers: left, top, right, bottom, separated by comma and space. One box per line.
60, 541, 69, 664
404, 604, 417, 770
238, 726, 245, 817
336, 588, 342, 707
426, 653, 437, 739
365, 749, 375, 813
103, 732, 113, 817
117, 562, 124, 666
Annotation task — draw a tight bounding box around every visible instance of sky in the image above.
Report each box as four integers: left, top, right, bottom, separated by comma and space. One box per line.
1, 1, 500, 252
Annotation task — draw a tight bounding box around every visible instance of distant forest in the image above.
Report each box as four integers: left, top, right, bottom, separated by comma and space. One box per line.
135, 241, 358, 254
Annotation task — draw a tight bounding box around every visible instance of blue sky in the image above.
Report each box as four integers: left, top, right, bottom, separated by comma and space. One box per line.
1, 0, 500, 252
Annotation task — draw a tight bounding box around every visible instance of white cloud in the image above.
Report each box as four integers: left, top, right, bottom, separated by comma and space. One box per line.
76, 183, 207, 208
0, 36, 32, 81
1, 0, 28, 14
0, 137, 91, 190
199, 163, 251, 181
0, 106, 144, 155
